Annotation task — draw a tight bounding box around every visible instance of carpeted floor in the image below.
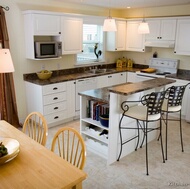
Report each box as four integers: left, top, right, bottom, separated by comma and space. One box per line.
46, 118, 190, 189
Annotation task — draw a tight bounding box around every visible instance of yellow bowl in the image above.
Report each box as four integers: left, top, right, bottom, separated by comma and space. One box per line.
36, 71, 52, 80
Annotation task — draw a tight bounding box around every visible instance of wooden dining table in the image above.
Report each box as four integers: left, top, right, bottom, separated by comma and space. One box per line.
0, 120, 87, 189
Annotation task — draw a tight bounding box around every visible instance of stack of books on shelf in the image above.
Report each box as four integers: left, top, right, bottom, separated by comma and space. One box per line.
87, 100, 109, 121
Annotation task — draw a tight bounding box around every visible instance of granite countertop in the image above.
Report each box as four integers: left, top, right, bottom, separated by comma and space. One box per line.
23, 65, 142, 85
23, 62, 190, 86
166, 70, 190, 81
79, 78, 176, 101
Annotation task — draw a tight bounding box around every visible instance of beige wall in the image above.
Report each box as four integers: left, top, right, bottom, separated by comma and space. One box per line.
1, 0, 190, 123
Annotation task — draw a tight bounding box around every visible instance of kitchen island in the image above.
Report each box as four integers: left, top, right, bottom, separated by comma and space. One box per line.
79, 78, 175, 165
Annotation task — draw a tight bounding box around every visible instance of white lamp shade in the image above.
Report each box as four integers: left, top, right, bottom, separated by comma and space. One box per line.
0, 49, 15, 73
138, 22, 150, 34
103, 18, 117, 32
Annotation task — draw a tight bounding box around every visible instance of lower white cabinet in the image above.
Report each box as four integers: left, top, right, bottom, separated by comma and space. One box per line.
97, 72, 127, 88
25, 80, 75, 127
126, 72, 137, 83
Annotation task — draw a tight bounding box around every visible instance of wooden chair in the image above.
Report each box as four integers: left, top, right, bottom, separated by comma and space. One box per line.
51, 127, 86, 170
22, 112, 48, 146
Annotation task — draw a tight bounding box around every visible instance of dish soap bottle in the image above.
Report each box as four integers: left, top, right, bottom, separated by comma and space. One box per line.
127, 59, 133, 68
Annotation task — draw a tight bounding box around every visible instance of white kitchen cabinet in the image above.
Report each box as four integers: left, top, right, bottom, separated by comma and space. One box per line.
174, 18, 190, 55
25, 81, 75, 127
145, 19, 176, 42
126, 72, 137, 83
32, 13, 61, 36
23, 11, 62, 59
105, 20, 127, 51
97, 72, 127, 88
126, 21, 146, 52
61, 17, 83, 54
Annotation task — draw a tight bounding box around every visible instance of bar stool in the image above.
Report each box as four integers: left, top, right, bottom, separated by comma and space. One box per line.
117, 91, 166, 175
161, 83, 190, 160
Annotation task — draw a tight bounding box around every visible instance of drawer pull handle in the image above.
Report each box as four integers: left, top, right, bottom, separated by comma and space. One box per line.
53, 87, 58, 90
54, 116, 59, 119
53, 97, 58, 100
54, 107, 58, 110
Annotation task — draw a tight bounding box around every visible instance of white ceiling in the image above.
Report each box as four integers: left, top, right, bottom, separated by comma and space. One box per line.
54, 0, 190, 9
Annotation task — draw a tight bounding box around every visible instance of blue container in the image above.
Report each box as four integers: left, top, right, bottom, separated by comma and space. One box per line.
99, 114, 109, 127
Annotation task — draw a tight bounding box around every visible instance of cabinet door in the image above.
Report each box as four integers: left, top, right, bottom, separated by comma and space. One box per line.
145, 20, 161, 41
160, 19, 176, 40
61, 17, 83, 54
174, 19, 190, 55
33, 14, 61, 36
106, 20, 126, 51
127, 72, 137, 83
126, 21, 145, 52
146, 19, 176, 41
97, 75, 108, 88
115, 21, 127, 50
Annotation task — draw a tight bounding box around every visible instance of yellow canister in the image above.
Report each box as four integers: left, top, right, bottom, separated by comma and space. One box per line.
121, 57, 127, 67
116, 59, 123, 68
127, 59, 133, 68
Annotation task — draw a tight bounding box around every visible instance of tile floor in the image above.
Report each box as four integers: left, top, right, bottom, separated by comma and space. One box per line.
46, 118, 190, 189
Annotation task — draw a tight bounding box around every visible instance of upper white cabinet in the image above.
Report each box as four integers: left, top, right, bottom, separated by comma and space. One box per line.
174, 18, 190, 55
33, 14, 61, 36
23, 10, 83, 59
105, 20, 127, 51
61, 17, 83, 54
126, 21, 146, 52
145, 19, 176, 41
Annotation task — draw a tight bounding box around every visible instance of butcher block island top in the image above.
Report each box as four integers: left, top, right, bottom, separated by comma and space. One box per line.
79, 78, 176, 100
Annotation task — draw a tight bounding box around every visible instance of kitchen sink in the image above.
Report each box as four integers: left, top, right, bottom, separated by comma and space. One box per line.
86, 68, 115, 74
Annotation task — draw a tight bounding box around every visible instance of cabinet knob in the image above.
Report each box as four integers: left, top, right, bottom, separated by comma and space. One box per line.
54, 107, 58, 110
142, 49, 144, 51
81, 50, 83, 52
174, 51, 176, 53
115, 48, 117, 50
53, 97, 58, 100
157, 37, 159, 39
53, 87, 58, 90
160, 37, 162, 39
59, 32, 61, 34
54, 116, 59, 119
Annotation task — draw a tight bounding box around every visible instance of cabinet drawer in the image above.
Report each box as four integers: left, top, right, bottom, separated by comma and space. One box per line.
43, 101, 67, 115
43, 92, 66, 105
43, 82, 66, 95
45, 111, 67, 124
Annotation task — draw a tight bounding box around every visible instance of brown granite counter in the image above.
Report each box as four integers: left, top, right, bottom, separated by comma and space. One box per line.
166, 72, 190, 81
23, 65, 141, 86
79, 78, 176, 100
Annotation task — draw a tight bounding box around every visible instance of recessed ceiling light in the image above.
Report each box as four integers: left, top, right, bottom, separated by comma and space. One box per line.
127, 6, 131, 9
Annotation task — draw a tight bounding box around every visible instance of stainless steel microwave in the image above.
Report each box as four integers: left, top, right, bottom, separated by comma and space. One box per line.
34, 41, 62, 59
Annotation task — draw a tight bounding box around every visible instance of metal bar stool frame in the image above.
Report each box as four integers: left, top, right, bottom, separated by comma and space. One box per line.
160, 83, 190, 160
117, 91, 166, 175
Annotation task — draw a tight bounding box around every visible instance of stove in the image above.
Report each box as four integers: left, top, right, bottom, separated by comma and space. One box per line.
136, 58, 179, 81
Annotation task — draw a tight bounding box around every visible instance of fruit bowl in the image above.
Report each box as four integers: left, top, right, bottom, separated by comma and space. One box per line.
36, 70, 52, 80
99, 114, 109, 127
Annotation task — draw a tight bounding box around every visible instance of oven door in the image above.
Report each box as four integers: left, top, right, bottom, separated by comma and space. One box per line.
136, 72, 159, 82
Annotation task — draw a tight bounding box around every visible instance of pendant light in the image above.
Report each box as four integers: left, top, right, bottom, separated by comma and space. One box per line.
138, 2, 149, 34
138, 19, 150, 34
103, 0, 117, 32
